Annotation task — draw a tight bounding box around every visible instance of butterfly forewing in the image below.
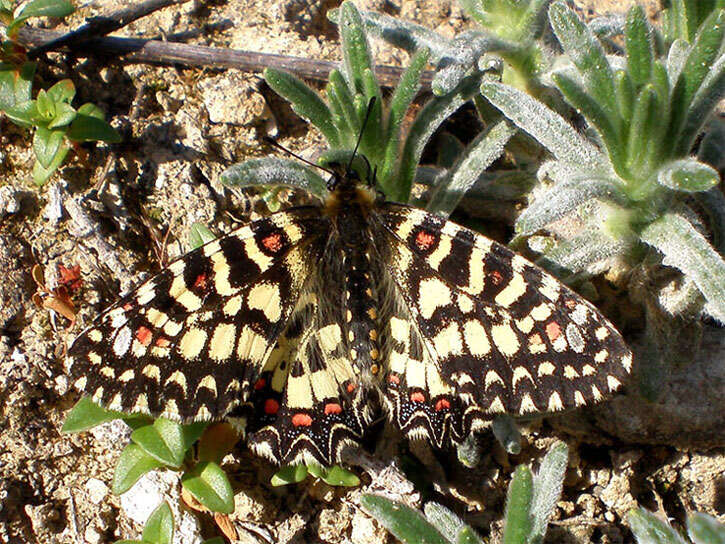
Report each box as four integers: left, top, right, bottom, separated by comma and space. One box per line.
375, 204, 632, 435
66, 208, 326, 422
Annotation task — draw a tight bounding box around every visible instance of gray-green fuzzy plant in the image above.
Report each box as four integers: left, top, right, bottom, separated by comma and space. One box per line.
336, 0, 552, 96
361, 441, 569, 544
479, 2, 725, 396
627, 507, 725, 544
222, 1, 515, 217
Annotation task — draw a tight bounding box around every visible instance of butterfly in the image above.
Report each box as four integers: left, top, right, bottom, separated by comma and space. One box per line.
66, 159, 632, 467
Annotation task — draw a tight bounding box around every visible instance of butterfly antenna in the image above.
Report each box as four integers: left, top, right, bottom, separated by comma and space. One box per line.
346, 96, 377, 173
263, 136, 336, 176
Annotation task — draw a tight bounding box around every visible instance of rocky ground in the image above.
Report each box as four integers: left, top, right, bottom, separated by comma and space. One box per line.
0, 0, 722, 543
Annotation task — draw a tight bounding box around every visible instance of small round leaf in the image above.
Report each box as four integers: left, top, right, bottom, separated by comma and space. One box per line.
181, 462, 234, 514
112, 443, 164, 495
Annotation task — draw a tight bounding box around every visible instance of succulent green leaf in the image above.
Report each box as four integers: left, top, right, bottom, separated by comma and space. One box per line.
503, 465, 534, 544
360, 495, 448, 544
627, 508, 688, 544
687, 512, 725, 544
319, 465, 360, 487
516, 174, 627, 236
552, 72, 626, 176
625, 6, 654, 87
614, 70, 635, 123
517, 0, 552, 41
395, 75, 480, 202
46, 79, 75, 104
0, 62, 36, 111
656, 158, 719, 192
331, 7, 452, 61
33, 126, 66, 168
112, 443, 164, 495
549, 2, 620, 133
640, 212, 725, 322
423, 502, 466, 543
130, 419, 206, 468
380, 47, 430, 188
36, 89, 55, 119
481, 81, 607, 170
529, 442, 569, 544
188, 223, 216, 251
4, 99, 41, 127
141, 502, 174, 544
427, 120, 515, 217
67, 113, 121, 142
31, 140, 69, 185
264, 68, 340, 148
61, 397, 126, 433
271, 465, 309, 486
181, 462, 234, 514
492, 414, 522, 455
327, 68, 360, 140
666, 39, 691, 87
221, 158, 328, 200
15, 0, 74, 19
47, 102, 77, 129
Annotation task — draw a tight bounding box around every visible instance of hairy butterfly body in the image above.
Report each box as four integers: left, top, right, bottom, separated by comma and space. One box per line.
67, 162, 632, 466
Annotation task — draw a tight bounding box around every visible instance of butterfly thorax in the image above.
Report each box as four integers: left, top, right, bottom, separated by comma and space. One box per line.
323, 179, 382, 381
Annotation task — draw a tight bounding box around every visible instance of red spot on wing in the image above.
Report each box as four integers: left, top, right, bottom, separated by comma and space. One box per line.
489, 269, 503, 285
254, 378, 266, 390
435, 398, 451, 411
154, 336, 171, 348
410, 391, 426, 403
324, 403, 342, 415
415, 230, 436, 251
135, 326, 153, 346
387, 374, 401, 385
123, 302, 134, 311
346, 382, 357, 394
193, 273, 208, 290
261, 233, 284, 253
292, 413, 312, 427
264, 398, 279, 415
546, 321, 562, 342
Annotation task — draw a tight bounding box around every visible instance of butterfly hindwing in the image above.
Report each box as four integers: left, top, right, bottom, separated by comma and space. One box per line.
375, 204, 632, 438
66, 208, 326, 422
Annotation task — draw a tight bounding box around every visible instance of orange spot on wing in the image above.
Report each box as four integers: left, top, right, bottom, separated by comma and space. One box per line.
292, 413, 312, 427
546, 321, 562, 341
123, 302, 134, 311
154, 336, 170, 347
193, 273, 208, 290
530, 333, 543, 346
387, 374, 401, 385
489, 269, 503, 285
415, 230, 436, 251
324, 403, 342, 415
435, 398, 451, 411
262, 233, 283, 253
254, 378, 266, 390
264, 398, 279, 415
135, 326, 153, 346
346, 382, 357, 394
410, 391, 426, 403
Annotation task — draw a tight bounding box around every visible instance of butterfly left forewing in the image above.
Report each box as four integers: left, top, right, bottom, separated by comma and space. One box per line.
375, 204, 632, 440
66, 208, 326, 422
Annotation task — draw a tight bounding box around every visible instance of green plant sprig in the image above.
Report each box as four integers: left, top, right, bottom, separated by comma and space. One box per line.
1, 0, 121, 185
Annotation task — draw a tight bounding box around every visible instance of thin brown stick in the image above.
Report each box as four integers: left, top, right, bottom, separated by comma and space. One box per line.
16, 27, 434, 89
29, 0, 191, 58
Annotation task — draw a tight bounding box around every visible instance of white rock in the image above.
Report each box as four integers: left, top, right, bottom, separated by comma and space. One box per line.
84, 478, 109, 505
119, 471, 202, 544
